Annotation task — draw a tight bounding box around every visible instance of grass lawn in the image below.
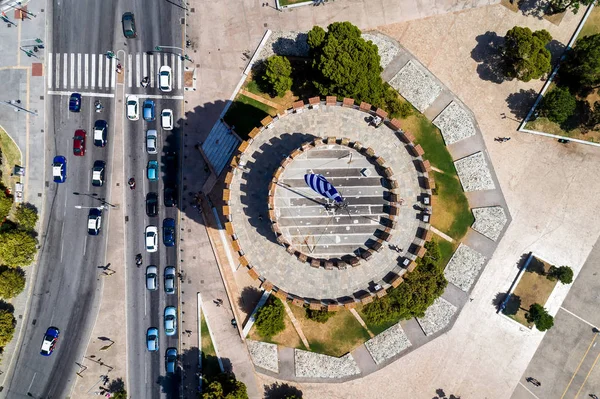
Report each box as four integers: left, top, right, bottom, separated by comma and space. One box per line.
0, 127, 22, 189
430, 171, 474, 240
356, 304, 398, 336
200, 314, 222, 378
525, 118, 600, 143
436, 238, 457, 267
403, 114, 455, 174
578, 6, 600, 39
288, 306, 371, 357
503, 256, 558, 327
248, 313, 305, 350
223, 94, 277, 140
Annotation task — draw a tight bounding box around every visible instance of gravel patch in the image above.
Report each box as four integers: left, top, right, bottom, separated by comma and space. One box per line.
247, 340, 279, 373
364, 323, 412, 364
388, 60, 442, 112
454, 152, 496, 192
472, 206, 508, 241
362, 32, 400, 69
432, 101, 476, 145
444, 243, 487, 292
417, 297, 457, 336
295, 349, 361, 378
258, 31, 310, 62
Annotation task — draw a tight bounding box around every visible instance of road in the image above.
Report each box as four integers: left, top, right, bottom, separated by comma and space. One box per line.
2, 0, 185, 397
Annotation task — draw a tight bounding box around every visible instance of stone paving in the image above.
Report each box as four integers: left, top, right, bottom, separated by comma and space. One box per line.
444, 243, 487, 292
433, 101, 477, 145
472, 206, 508, 241
389, 60, 443, 112
247, 340, 279, 373
294, 350, 361, 379
454, 151, 496, 191
416, 297, 458, 336
364, 323, 412, 365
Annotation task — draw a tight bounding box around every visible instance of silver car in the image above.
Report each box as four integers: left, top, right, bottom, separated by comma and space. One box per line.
164, 266, 176, 294
146, 129, 158, 154
164, 306, 177, 336
146, 265, 158, 291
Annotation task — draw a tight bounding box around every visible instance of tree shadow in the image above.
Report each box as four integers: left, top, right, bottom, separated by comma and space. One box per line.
433, 388, 462, 399
264, 382, 304, 399
289, 57, 316, 99
517, 0, 548, 19
546, 39, 567, 67
470, 32, 506, 84
238, 286, 262, 316
527, 256, 546, 275
492, 292, 507, 310
0, 300, 15, 313
269, 34, 310, 58
516, 253, 533, 271
506, 89, 538, 119
107, 377, 125, 393
502, 294, 522, 316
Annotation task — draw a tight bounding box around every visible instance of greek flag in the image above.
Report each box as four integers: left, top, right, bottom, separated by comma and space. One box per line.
304, 174, 343, 203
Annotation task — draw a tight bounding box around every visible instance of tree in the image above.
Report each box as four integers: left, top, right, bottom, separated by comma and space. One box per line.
502, 27, 552, 82
586, 101, 600, 129
308, 22, 385, 107
560, 34, 600, 90
111, 391, 127, 399
0, 268, 25, 298
202, 372, 248, 399
0, 309, 15, 347
547, 265, 574, 284
15, 203, 38, 232
263, 55, 293, 98
540, 86, 577, 124
547, 0, 594, 14
305, 308, 333, 323
526, 303, 554, 331
255, 297, 285, 338
0, 230, 38, 267
0, 190, 12, 223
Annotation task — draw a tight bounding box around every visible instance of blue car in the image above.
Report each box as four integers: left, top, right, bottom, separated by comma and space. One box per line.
143, 99, 155, 121
52, 156, 67, 183
69, 93, 81, 112
147, 327, 159, 352
40, 327, 60, 356
147, 160, 159, 181
163, 218, 175, 247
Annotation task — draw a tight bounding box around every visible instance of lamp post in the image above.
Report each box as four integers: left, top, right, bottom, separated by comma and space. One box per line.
0, 100, 37, 116
74, 205, 106, 210
154, 45, 193, 62
21, 38, 44, 52
9, 2, 36, 18
73, 192, 116, 208
1, 12, 17, 27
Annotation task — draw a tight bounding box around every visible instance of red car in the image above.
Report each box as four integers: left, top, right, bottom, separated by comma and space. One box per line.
73, 130, 86, 156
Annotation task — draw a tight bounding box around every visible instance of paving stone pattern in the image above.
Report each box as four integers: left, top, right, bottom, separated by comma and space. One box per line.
432, 101, 476, 145
454, 152, 496, 192
247, 340, 279, 373
229, 106, 424, 299
364, 323, 412, 365
417, 297, 458, 336
362, 32, 400, 69
472, 206, 508, 241
444, 243, 487, 292
294, 349, 361, 378
389, 60, 442, 112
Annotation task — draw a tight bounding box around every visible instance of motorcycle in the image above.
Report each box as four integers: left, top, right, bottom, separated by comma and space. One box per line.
95, 100, 103, 113
135, 254, 142, 266
128, 178, 136, 190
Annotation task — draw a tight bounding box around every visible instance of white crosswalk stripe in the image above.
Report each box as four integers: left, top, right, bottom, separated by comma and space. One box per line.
46, 52, 184, 91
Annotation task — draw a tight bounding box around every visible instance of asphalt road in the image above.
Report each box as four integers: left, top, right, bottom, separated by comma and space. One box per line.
2, 0, 184, 397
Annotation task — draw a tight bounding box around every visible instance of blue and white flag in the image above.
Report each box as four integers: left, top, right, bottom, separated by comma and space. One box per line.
304, 174, 343, 203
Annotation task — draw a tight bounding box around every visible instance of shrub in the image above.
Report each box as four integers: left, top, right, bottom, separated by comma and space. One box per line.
0, 268, 25, 299
540, 86, 576, 124
525, 303, 554, 331
305, 308, 333, 323
0, 309, 16, 347
263, 55, 293, 98
383, 85, 413, 119
15, 203, 38, 232
0, 190, 12, 223
255, 297, 285, 338
0, 230, 38, 267
202, 372, 248, 399
502, 27, 552, 82
546, 265, 573, 284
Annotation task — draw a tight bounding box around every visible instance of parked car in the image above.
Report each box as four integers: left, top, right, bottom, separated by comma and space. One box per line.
121, 12, 136, 38
147, 327, 159, 352
164, 185, 176, 207
40, 327, 60, 356
127, 95, 139, 121
165, 348, 177, 374
73, 130, 86, 156
145, 225, 158, 252
163, 218, 175, 247
146, 130, 158, 154
87, 208, 102, 235
164, 306, 177, 336
161, 109, 173, 130
143, 99, 155, 122
164, 266, 176, 294
159, 66, 172, 92
146, 265, 158, 291
146, 192, 158, 217
52, 156, 67, 183
69, 93, 81, 112
91, 160, 105, 187
93, 120, 108, 147
147, 160, 159, 181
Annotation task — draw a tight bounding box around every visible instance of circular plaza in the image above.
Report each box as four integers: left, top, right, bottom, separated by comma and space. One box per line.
225, 100, 433, 302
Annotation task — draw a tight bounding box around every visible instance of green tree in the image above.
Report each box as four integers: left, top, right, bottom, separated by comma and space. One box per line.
0, 230, 38, 267
586, 101, 600, 129
383, 85, 413, 119
255, 297, 285, 338
0, 309, 16, 347
202, 372, 248, 399
547, 0, 594, 14
0, 190, 12, 223
502, 27, 552, 82
540, 86, 577, 124
305, 308, 333, 323
0, 268, 25, 299
263, 55, 293, 98
526, 303, 554, 331
308, 22, 385, 107
547, 265, 574, 284
560, 34, 600, 90
111, 391, 127, 399
15, 203, 38, 231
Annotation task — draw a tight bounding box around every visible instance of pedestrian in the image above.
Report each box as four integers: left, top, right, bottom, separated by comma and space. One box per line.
258, 214, 263, 221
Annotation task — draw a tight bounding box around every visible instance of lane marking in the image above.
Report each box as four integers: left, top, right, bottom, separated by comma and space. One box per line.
575, 347, 600, 398
124, 93, 183, 100
135, 53, 140, 88
561, 307, 598, 330
177, 54, 182, 91
27, 372, 37, 393
91, 54, 96, 89
63, 53, 67, 89
70, 53, 74, 88
47, 91, 114, 98
77, 53, 82, 88
83, 235, 87, 255
104, 56, 109, 89
55, 53, 60, 89
98, 55, 103, 88
84, 53, 89, 89
127, 53, 132, 88
149, 55, 154, 87
111, 57, 116, 89
560, 333, 598, 399
142, 52, 147, 86
48, 53, 53, 89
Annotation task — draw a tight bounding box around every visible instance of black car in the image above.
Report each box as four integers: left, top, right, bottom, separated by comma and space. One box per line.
164, 186, 176, 207
146, 192, 158, 217
122, 12, 136, 38
93, 120, 108, 147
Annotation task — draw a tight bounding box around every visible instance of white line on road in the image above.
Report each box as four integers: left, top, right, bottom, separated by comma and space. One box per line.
84, 54, 89, 88
77, 53, 82, 88
144, 286, 147, 316
98, 55, 103, 88
70, 53, 75, 88
48, 53, 53, 89
55, 53, 60, 89
124, 93, 183, 100
91, 54, 96, 88
517, 382, 541, 399
136, 53, 141, 88
127, 53, 132, 88
63, 53, 67, 89
149, 55, 154, 87
177, 54, 182, 91
560, 307, 598, 330
83, 235, 87, 255
47, 91, 115, 98
27, 372, 37, 393
104, 56, 109, 89
111, 58, 116, 88
142, 52, 148, 86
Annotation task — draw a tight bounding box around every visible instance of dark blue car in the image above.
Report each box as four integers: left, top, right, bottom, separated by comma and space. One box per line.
143, 99, 155, 122
163, 218, 175, 247
69, 93, 81, 112
40, 327, 60, 356
52, 156, 67, 183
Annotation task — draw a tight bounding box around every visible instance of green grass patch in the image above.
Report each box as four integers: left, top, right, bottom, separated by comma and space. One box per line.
436, 238, 457, 267
246, 80, 263, 96
407, 115, 456, 174
359, 307, 397, 336
578, 6, 600, 39
0, 128, 22, 188
223, 94, 276, 140
431, 171, 473, 240
201, 313, 221, 378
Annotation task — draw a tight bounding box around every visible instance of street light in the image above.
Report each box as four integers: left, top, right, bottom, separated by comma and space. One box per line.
73, 192, 116, 208
1, 11, 17, 27
74, 205, 106, 210
9, 2, 37, 18
0, 100, 37, 116
154, 45, 193, 62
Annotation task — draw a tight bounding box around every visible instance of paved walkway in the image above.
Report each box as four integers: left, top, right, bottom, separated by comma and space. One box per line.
239, 89, 284, 111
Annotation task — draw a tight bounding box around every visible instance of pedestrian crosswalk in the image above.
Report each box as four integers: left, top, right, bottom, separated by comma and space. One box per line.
47, 52, 184, 91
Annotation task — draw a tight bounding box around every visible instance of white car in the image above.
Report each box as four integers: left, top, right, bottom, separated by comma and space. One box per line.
159, 66, 172, 92
145, 225, 158, 252
126, 95, 139, 121
146, 130, 158, 154
161, 109, 173, 130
